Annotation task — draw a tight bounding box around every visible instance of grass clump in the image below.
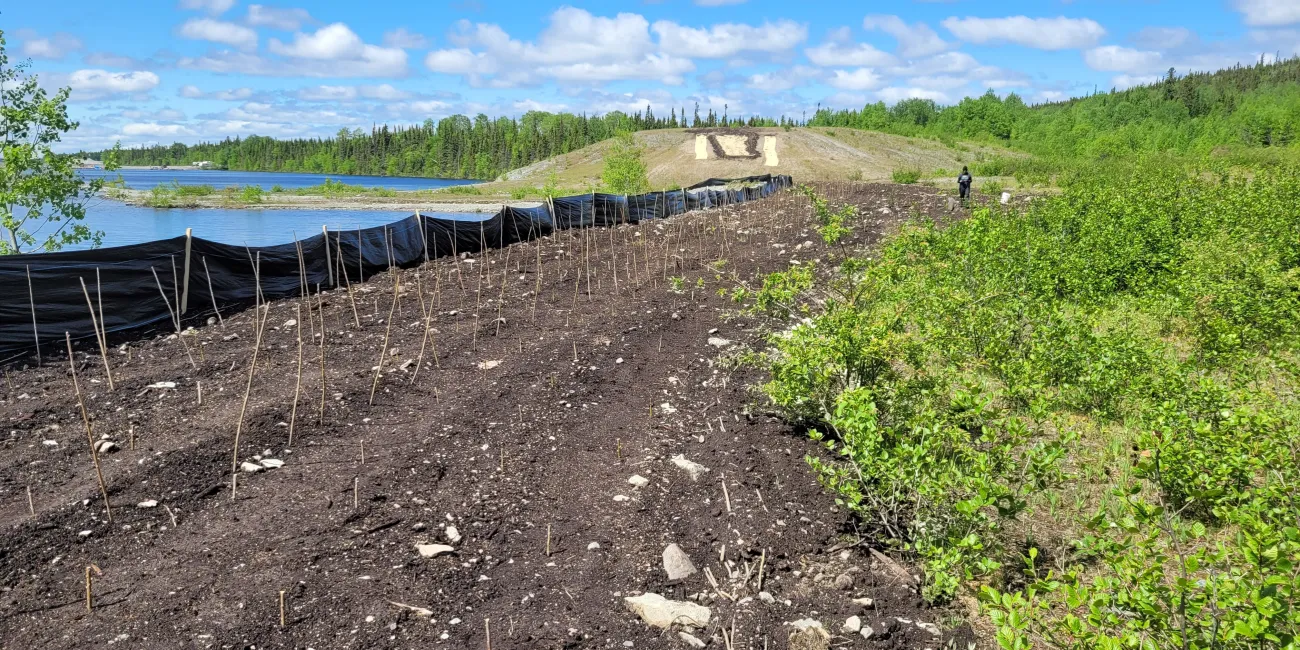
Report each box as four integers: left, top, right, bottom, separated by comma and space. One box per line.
438, 184, 483, 195
891, 168, 922, 184
291, 178, 396, 197
750, 162, 1300, 647
143, 182, 215, 207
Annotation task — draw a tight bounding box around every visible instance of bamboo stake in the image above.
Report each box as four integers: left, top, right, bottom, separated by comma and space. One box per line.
411, 273, 436, 385
485, 618, 492, 650
279, 590, 287, 627
79, 277, 115, 390
150, 267, 197, 368
369, 274, 400, 406
230, 257, 268, 499
27, 485, 34, 518
494, 246, 510, 337
531, 234, 542, 323
201, 257, 224, 327
337, 236, 361, 328
85, 566, 93, 612
67, 333, 112, 522
27, 265, 40, 364
288, 304, 303, 447
318, 284, 327, 425
170, 255, 182, 331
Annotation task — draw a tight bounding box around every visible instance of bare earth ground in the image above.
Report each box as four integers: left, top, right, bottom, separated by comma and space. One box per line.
1, 183, 978, 649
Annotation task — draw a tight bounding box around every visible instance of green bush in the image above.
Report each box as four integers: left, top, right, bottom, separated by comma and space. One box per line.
891, 168, 922, 184
751, 165, 1300, 645
601, 131, 650, 195
440, 184, 482, 195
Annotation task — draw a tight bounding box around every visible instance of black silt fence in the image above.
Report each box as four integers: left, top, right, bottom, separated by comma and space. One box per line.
0, 174, 792, 361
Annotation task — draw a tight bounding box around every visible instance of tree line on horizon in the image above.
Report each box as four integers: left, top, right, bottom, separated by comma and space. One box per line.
85, 105, 784, 180
86, 57, 1300, 180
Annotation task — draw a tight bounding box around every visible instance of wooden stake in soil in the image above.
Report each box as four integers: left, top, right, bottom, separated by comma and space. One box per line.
78, 277, 115, 390
353, 476, 359, 508
150, 266, 197, 369
85, 566, 93, 612
546, 524, 552, 556
317, 284, 327, 425
27, 485, 34, 518
288, 304, 304, 447
369, 274, 400, 406
485, 618, 492, 650
230, 258, 268, 498
337, 235, 361, 328
410, 272, 439, 385
279, 590, 287, 627
66, 333, 112, 522
201, 256, 224, 327
26, 265, 40, 364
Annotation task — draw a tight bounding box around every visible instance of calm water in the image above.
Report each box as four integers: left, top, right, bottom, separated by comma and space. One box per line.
78, 168, 478, 191
8, 169, 487, 251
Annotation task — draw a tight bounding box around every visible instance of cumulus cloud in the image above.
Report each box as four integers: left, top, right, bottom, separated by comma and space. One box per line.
651, 19, 808, 58
746, 66, 821, 91
941, 16, 1106, 50
1234, 0, 1300, 27
121, 122, 197, 137
179, 18, 259, 51
295, 84, 412, 101
424, 8, 701, 87
862, 15, 949, 57
18, 31, 83, 60
828, 68, 883, 91
383, 27, 429, 49
246, 5, 313, 31
178, 0, 235, 15
67, 69, 161, 100
1084, 45, 1163, 73
121, 108, 188, 121
179, 85, 256, 100
805, 40, 895, 67
876, 86, 949, 104
182, 22, 408, 77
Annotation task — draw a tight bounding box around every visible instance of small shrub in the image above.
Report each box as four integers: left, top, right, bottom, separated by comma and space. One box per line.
601, 131, 650, 195
981, 180, 1005, 197
509, 187, 529, 200
891, 168, 922, 184
270, 184, 285, 193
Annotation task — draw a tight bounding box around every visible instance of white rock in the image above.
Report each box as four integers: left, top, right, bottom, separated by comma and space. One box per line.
627, 474, 649, 488
677, 632, 706, 648
42, 440, 58, 447
843, 616, 862, 633
240, 461, 264, 473
146, 381, 177, 389
851, 597, 875, 608
588, 542, 601, 551
78, 530, 92, 538
662, 544, 698, 581
136, 500, 158, 509
222, 334, 240, 341
416, 544, 455, 558
624, 593, 711, 629
283, 319, 297, 328
476, 360, 502, 370
613, 494, 630, 502
94, 440, 118, 454
659, 402, 677, 415
860, 625, 874, 639
445, 525, 462, 543
758, 591, 776, 605
707, 337, 731, 348
917, 621, 942, 637
671, 454, 710, 481
259, 458, 285, 469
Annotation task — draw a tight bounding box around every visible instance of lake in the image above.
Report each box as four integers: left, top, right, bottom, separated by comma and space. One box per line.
18, 169, 486, 251
78, 168, 479, 191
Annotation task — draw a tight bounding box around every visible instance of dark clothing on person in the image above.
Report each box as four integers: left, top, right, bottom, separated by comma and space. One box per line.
958, 171, 973, 202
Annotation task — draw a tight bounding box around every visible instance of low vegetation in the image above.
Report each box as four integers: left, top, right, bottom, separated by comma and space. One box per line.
744, 161, 1300, 648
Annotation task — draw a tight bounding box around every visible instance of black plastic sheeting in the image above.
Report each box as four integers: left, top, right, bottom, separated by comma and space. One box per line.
0, 174, 792, 360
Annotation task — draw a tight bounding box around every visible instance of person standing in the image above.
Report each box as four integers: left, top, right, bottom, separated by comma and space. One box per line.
957, 166, 973, 206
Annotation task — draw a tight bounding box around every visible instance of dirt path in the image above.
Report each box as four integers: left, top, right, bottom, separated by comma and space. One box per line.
1, 183, 973, 649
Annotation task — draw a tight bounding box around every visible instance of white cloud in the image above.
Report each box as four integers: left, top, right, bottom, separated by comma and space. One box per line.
652, 19, 808, 58
1234, 0, 1300, 27
513, 99, 569, 112
121, 108, 187, 121
941, 16, 1106, 50
424, 8, 700, 87
862, 15, 949, 57
295, 83, 411, 101
1084, 45, 1163, 72
1111, 74, 1162, 89
179, 18, 259, 51
83, 52, 154, 68
383, 27, 429, 49
828, 68, 884, 91
906, 75, 971, 91
121, 122, 197, 137
19, 32, 83, 60
805, 40, 895, 67
270, 23, 367, 58
1132, 27, 1194, 50
244, 23, 408, 76
246, 5, 313, 31
67, 69, 161, 100
877, 86, 950, 104
178, 0, 236, 15
179, 85, 255, 100
747, 66, 821, 91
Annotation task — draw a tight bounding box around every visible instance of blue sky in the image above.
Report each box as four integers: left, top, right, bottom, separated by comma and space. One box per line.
6, 0, 1299, 151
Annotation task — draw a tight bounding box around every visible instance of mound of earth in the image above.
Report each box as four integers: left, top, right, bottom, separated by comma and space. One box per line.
1, 183, 977, 649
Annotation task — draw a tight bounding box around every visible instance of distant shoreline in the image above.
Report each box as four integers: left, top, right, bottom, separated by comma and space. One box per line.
104, 187, 538, 212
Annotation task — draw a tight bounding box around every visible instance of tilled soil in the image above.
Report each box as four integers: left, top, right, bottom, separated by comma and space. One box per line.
1, 183, 976, 649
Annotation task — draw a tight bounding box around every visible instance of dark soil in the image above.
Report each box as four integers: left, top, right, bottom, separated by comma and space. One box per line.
1, 182, 978, 649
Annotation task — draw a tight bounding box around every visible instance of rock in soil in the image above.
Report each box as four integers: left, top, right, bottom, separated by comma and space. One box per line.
788, 619, 831, 650
670, 454, 710, 480
662, 543, 698, 581
678, 632, 706, 648
416, 544, 455, 558
624, 593, 711, 630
